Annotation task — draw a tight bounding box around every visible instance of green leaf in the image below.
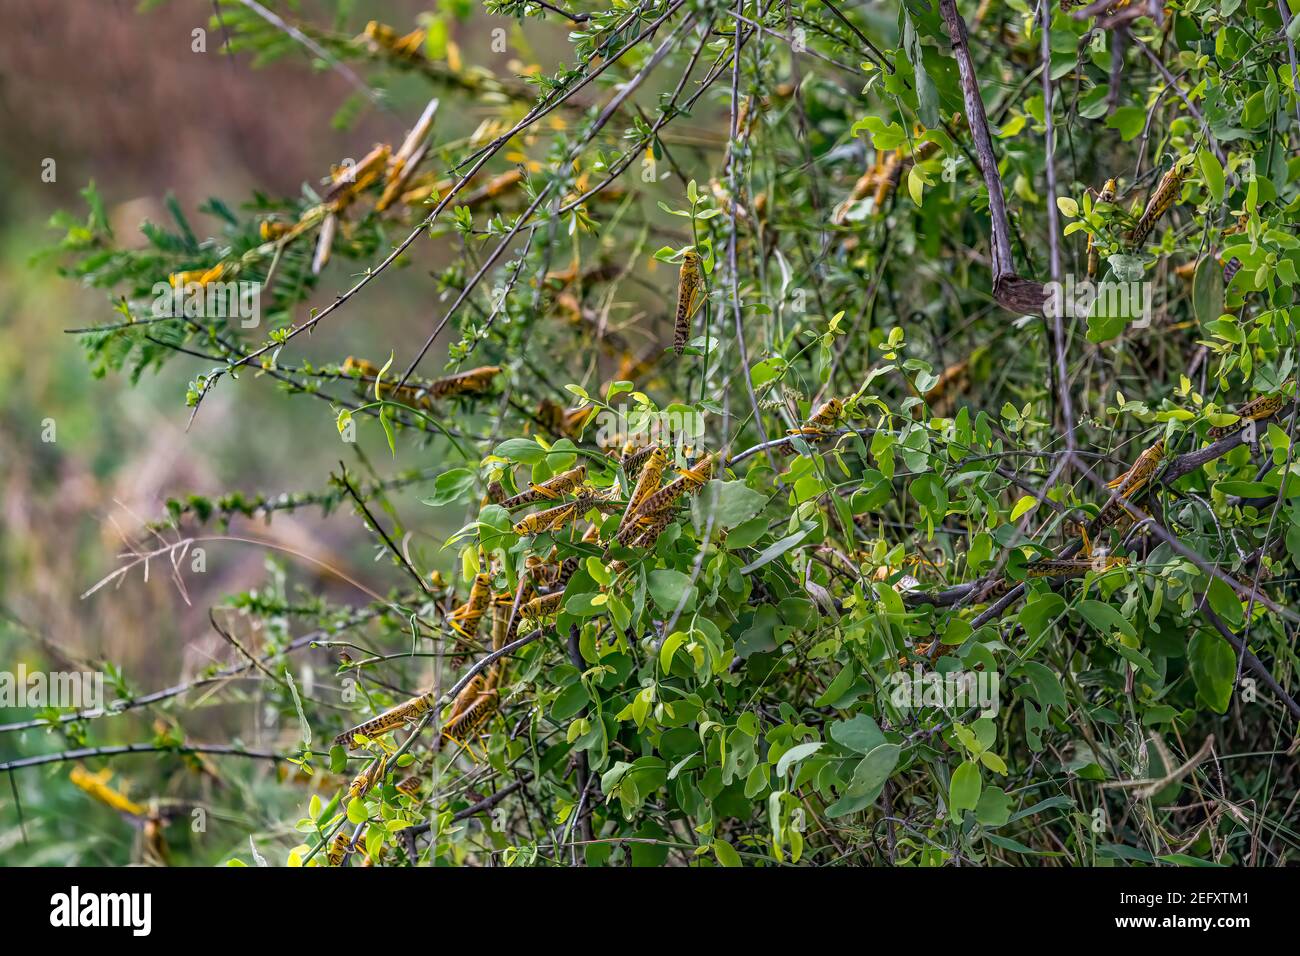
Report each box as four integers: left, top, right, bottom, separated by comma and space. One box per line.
1193, 254, 1225, 328
814, 663, 861, 707
851, 115, 906, 150
975, 786, 1013, 827
1009, 495, 1038, 521
739, 522, 815, 573
492, 438, 547, 465
848, 743, 901, 795
1215, 480, 1275, 498
647, 568, 697, 614
1156, 853, 1227, 867
775, 741, 823, 778
659, 630, 687, 673
283, 667, 311, 747
829, 714, 886, 754
422, 468, 476, 507
1106, 106, 1147, 141
1205, 575, 1244, 630
949, 760, 981, 818
1019, 661, 1067, 713
1188, 630, 1235, 713
902, 9, 939, 127
1076, 599, 1137, 638
699, 480, 766, 530
374, 351, 394, 402
825, 790, 877, 818
907, 165, 925, 207
346, 798, 367, 825
1197, 148, 1225, 204
1019, 592, 1066, 642
551, 681, 590, 721
1007, 795, 1074, 824
379, 406, 396, 458
941, 617, 972, 646
713, 840, 743, 867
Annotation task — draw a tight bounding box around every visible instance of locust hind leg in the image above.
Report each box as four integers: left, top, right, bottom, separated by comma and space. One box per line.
1077, 523, 1093, 559
443, 732, 479, 764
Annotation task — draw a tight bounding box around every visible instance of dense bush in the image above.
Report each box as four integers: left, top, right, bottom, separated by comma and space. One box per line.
14, 0, 1300, 866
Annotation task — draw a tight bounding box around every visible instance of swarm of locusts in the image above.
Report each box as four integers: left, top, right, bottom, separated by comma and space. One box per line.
1076, 155, 1190, 281
323, 349, 1291, 859
325, 436, 720, 847
960, 378, 1293, 609
40, 0, 1300, 871
316, 451, 704, 863
322, 351, 1289, 846
341, 357, 501, 407
164, 90, 531, 299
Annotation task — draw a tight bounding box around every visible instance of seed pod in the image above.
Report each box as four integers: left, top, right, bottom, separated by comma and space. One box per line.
377, 99, 438, 212
312, 212, 337, 274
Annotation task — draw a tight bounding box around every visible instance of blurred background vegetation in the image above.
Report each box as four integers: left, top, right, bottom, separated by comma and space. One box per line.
0, 0, 533, 864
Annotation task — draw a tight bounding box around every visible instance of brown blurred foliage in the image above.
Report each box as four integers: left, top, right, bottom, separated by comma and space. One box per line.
0, 0, 424, 726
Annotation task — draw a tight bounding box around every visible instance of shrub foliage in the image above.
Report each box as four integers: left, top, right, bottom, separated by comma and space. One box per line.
24, 0, 1300, 866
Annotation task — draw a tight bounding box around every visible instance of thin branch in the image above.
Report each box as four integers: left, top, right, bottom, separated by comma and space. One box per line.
939, 0, 1047, 314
